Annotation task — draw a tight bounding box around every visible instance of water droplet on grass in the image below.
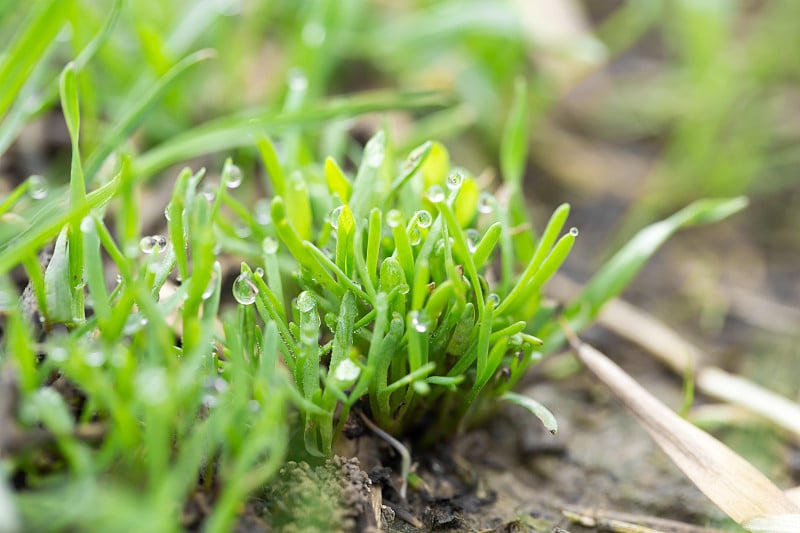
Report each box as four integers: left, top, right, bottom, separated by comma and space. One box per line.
202, 272, 218, 300
84, 351, 105, 367
234, 220, 251, 238
466, 228, 480, 252
254, 267, 264, 278
478, 192, 494, 214
446, 171, 463, 190
223, 162, 243, 188
302, 21, 326, 46
200, 182, 216, 201
414, 210, 432, 228
49, 346, 68, 362
333, 359, 360, 383
140, 236, 157, 254
262, 236, 279, 254
136, 367, 168, 406
255, 199, 271, 225
80, 216, 94, 233
232, 273, 257, 305
409, 311, 428, 333
164, 206, 171, 221
287, 68, 308, 92
487, 293, 500, 306
329, 205, 344, 229
408, 226, 422, 246
296, 291, 316, 313
28, 175, 48, 199
427, 185, 445, 203
363, 132, 385, 168
386, 209, 403, 228
569, 227, 579, 237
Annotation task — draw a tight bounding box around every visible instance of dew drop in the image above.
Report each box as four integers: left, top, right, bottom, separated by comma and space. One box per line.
262, 236, 279, 254
202, 272, 218, 300
287, 68, 308, 92
302, 21, 326, 47
333, 359, 361, 383
477, 192, 494, 214
409, 311, 428, 333
164, 206, 171, 221
486, 293, 500, 306
329, 205, 344, 229
80, 216, 94, 234
223, 162, 243, 189
434, 238, 446, 256
296, 290, 316, 313
154, 235, 167, 253
403, 146, 424, 172
427, 185, 445, 203
232, 273, 257, 305
84, 351, 105, 367
386, 209, 403, 228
27, 175, 48, 200
255, 199, 271, 225
234, 220, 251, 238
139, 236, 157, 254
136, 367, 168, 406
466, 228, 480, 253
408, 226, 422, 246
397, 283, 410, 295
569, 227, 579, 237
414, 210, 433, 229
446, 171, 463, 191
510, 334, 525, 348
49, 346, 68, 362
254, 267, 264, 278
200, 182, 216, 202
363, 132, 385, 168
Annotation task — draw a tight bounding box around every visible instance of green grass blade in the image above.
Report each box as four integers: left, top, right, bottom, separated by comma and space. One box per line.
133, 90, 449, 180
501, 392, 558, 435
84, 49, 216, 181
0, 0, 70, 121
545, 196, 748, 350
500, 78, 528, 188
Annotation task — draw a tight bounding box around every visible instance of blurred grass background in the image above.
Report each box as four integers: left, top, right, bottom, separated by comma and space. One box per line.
2, 0, 800, 510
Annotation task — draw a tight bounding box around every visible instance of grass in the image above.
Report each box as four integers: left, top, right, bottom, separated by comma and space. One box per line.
0, 1, 775, 531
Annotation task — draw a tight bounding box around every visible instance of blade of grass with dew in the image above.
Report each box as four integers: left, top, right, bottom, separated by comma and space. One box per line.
498, 203, 570, 315
542, 196, 748, 351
